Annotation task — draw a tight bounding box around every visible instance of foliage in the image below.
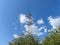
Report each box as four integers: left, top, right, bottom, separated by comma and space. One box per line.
9, 28, 60, 45
43, 27, 60, 45
9, 34, 41, 45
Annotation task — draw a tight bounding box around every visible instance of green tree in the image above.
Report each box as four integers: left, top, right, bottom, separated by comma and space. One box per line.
9, 34, 41, 45
43, 27, 60, 45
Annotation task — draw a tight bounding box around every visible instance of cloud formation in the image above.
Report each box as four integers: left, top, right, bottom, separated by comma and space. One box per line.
13, 14, 60, 38
24, 24, 47, 36
19, 13, 47, 36
37, 19, 44, 24
13, 34, 19, 38
20, 13, 27, 23
48, 16, 60, 29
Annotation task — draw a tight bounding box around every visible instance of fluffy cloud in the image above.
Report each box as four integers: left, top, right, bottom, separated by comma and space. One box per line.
19, 13, 33, 24
24, 24, 38, 34
48, 16, 60, 29
25, 24, 38, 31
13, 34, 20, 38
37, 19, 44, 24
19, 13, 47, 36
38, 26, 46, 31
35, 32, 44, 36
14, 13, 60, 38
20, 13, 27, 23
24, 24, 47, 36
44, 28, 47, 32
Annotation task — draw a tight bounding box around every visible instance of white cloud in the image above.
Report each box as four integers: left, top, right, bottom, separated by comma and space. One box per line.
19, 13, 33, 24
37, 19, 44, 24
24, 24, 47, 36
38, 26, 45, 31
44, 28, 47, 32
48, 16, 60, 29
20, 13, 27, 23
13, 34, 19, 38
24, 24, 38, 34
19, 13, 47, 36
35, 32, 44, 36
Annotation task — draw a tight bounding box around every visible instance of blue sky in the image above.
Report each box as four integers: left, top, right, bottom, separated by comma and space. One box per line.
0, 0, 60, 45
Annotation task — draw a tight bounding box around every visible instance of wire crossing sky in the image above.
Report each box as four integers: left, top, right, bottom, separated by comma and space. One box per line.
0, 0, 60, 45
